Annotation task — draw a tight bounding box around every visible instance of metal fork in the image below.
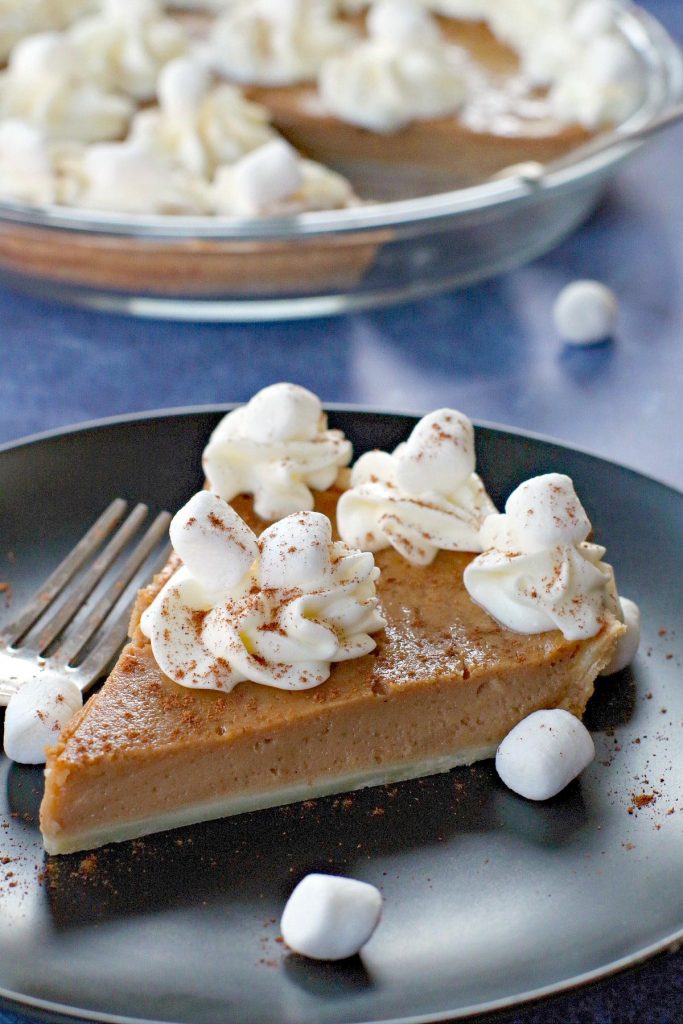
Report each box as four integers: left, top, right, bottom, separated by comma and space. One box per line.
0, 499, 172, 706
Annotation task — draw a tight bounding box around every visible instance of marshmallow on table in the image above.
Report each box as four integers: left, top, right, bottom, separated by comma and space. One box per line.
601, 596, 640, 675
3, 674, 83, 765
495, 709, 595, 801
281, 873, 382, 960
553, 280, 618, 345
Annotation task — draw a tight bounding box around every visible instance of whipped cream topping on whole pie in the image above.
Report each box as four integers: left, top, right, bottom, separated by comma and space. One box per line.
140, 491, 386, 691
319, 1, 468, 132
430, 0, 643, 129
129, 56, 276, 178
211, 138, 356, 215
73, 133, 208, 213
68, 0, 189, 102
0, 119, 64, 204
464, 472, 621, 640
0, 0, 91, 62
0, 0, 647, 215
0, 31, 134, 143
337, 408, 496, 564
208, 0, 358, 87
203, 383, 353, 521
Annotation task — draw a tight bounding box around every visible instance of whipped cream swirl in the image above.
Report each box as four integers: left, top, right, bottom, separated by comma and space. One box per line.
337, 409, 496, 565
141, 492, 386, 692
463, 473, 620, 641
318, 0, 468, 132
463, 0, 642, 129
0, 0, 91, 62
130, 57, 275, 178
0, 119, 62, 204
68, 0, 189, 102
74, 133, 207, 213
203, 383, 353, 521
0, 31, 133, 142
209, 0, 357, 86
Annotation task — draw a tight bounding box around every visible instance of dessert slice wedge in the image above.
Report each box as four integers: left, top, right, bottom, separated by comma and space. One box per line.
40, 486, 622, 856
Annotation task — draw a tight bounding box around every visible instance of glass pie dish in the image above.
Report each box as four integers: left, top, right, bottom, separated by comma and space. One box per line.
0, 4, 679, 322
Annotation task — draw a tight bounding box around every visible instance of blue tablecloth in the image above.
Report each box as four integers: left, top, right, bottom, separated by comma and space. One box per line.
1, 2, 681, 1021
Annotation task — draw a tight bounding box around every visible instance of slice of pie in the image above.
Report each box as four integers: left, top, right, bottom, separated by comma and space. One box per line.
40, 486, 622, 855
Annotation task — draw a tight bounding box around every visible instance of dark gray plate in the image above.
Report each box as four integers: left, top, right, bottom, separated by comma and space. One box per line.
0, 409, 681, 1024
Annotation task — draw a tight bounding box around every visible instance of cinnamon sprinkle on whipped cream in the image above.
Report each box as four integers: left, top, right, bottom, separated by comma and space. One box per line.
463, 472, 621, 640
140, 491, 385, 692
202, 383, 352, 522
336, 408, 496, 565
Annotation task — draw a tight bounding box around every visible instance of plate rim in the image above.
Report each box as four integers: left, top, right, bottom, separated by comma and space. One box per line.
0, 405, 681, 1024
1, 401, 681, 501
1, 936, 681, 1024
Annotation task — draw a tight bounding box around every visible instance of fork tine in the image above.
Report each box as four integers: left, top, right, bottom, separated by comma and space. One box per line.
54, 512, 172, 667
20, 504, 150, 655
0, 498, 127, 647
74, 541, 173, 687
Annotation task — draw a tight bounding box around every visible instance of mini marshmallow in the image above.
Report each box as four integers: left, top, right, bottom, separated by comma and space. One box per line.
503, 472, 591, 552
281, 873, 382, 960
169, 491, 259, 591
553, 280, 618, 345
229, 139, 303, 214
240, 382, 321, 444
395, 408, 476, 497
601, 596, 640, 675
495, 709, 595, 801
259, 511, 332, 589
3, 674, 83, 765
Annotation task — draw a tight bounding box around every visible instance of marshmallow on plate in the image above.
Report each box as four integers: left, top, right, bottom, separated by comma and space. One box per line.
3, 674, 83, 765
495, 708, 595, 801
601, 595, 640, 675
281, 873, 382, 960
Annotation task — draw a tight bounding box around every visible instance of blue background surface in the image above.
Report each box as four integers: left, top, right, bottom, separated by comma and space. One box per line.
0, 2, 681, 1021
